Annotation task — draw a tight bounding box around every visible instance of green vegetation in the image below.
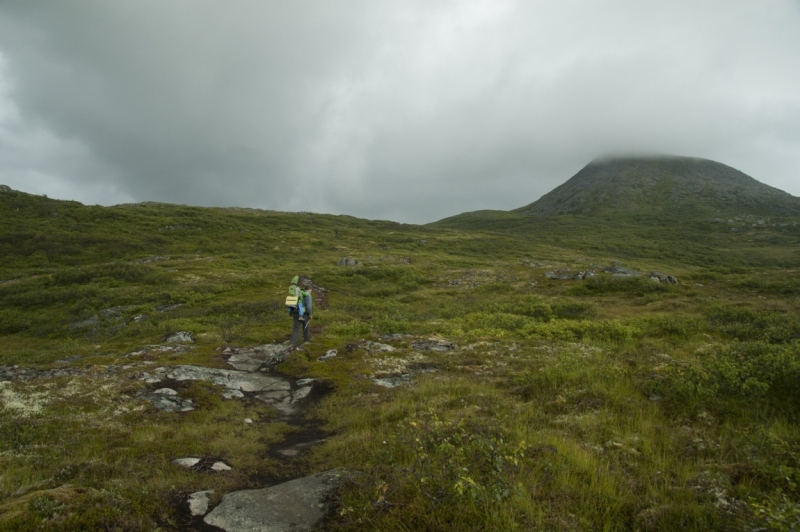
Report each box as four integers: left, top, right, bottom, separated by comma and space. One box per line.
1, 187, 799, 530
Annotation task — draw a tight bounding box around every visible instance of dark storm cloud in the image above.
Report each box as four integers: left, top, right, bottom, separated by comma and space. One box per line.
0, 1, 799, 222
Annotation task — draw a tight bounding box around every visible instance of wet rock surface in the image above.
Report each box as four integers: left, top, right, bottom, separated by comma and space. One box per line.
204, 469, 351, 532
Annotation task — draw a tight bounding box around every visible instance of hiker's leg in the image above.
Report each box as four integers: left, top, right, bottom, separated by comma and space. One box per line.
291, 316, 302, 345
303, 320, 311, 342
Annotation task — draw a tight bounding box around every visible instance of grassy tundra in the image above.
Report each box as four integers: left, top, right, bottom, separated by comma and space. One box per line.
1, 187, 799, 531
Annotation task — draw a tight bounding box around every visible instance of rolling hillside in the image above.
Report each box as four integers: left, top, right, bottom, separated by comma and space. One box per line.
1, 180, 799, 531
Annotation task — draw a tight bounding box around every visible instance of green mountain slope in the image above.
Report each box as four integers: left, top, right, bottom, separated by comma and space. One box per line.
433, 156, 800, 268
516, 155, 800, 218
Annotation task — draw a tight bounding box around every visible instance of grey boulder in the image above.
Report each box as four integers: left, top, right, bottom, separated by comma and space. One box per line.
204, 469, 350, 532
336, 257, 359, 267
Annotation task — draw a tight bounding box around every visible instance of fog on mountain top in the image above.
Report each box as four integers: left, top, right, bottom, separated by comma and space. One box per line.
0, 1, 798, 223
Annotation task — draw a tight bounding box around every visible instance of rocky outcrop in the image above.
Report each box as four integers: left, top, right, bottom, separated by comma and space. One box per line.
224, 344, 290, 371
140, 388, 194, 412
0, 185, 11, 193
204, 470, 351, 532
545, 269, 575, 280
162, 331, 195, 343
138, 360, 317, 414
336, 257, 359, 266
648, 271, 679, 284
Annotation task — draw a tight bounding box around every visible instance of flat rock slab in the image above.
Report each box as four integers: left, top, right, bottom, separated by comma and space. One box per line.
204, 470, 350, 532
140, 365, 289, 394
226, 344, 290, 372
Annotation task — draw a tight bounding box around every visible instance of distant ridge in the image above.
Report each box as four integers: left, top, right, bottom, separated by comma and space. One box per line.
514, 155, 800, 218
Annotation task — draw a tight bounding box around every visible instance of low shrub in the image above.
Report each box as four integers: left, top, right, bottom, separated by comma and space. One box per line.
661, 341, 800, 402
581, 275, 672, 295
706, 305, 800, 343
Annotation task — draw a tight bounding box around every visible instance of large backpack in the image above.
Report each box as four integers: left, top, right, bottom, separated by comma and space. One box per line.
285, 276, 305, 317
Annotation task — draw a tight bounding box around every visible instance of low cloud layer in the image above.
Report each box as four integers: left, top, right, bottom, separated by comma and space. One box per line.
1, 1, 798, 223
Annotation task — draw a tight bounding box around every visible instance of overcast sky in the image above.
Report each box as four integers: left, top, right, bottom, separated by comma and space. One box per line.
0, 1, 798, 223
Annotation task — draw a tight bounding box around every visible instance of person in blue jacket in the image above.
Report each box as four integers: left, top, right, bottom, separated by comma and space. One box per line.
289, 276, 313, 345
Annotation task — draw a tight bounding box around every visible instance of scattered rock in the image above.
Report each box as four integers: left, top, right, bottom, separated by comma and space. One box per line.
318, 349, 337, 361
211, 461, 232, 472
364, 341, 396, 353
204, 470, 351, 532
188, 490, 214, 517
123, 344, 193, 358
0, 365, 83, 382
648, 271, 679, 284
0, 184, 11, 193
604, 264, 641, 276
173, 457, 201, 468
379, 334, 415, 341
336, 257, 359, 267
163, 331, 196, 343
244, 418, 253, 424
139, 365, 290, 394
141, 390, 194, 412
411, 338, 455, 352
545, 269, 575, 280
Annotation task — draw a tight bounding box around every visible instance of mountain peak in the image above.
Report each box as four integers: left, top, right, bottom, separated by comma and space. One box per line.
515, 155, 799, 217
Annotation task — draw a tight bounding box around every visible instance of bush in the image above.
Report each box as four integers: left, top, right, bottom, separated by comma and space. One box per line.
706, 305, 800, 343
661, 341, 800, 402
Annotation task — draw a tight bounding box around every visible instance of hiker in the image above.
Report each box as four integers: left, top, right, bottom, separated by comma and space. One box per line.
288, 276, 313, 345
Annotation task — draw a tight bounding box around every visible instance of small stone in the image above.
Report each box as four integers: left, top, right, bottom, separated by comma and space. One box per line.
292, 386, 313, 402
154, 388, 178, 396
188, 490, 214, 516
278, 449, 300, 457
336, 257, 359, 267
244, 418, 253, 424
163, 331, 196, 343
173, 457, 201, 468
318, 349, 337, 361
211, 461, 232, 471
